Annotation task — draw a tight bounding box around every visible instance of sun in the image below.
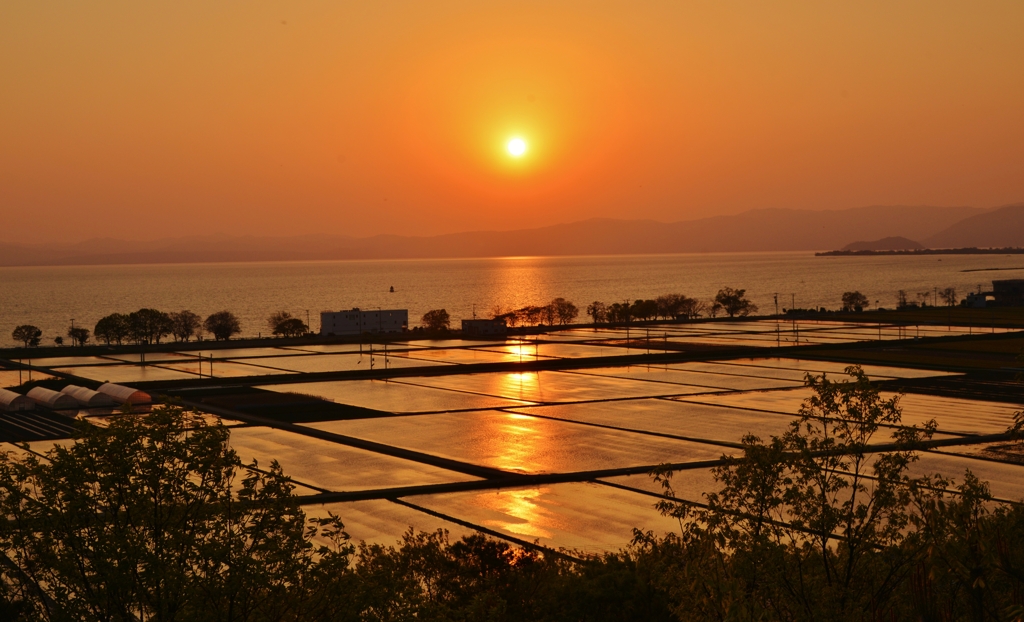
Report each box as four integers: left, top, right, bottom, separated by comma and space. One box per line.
506, 137, 527, 157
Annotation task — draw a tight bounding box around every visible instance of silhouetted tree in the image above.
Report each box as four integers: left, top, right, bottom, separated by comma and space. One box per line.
267, 311, 307, 337
607, 302, 632, 323
169, 310, 202, 342
11, 325, 42, 348
586, 301, 607, 323
493, 310, 518, 327
522, 305, 543, 326
841, 291, 869, 312
275, 318, 308, 338
652, 366, 939, 619
268, 311, 292, 333
714, 288, 757, 317
53, 336, 63, 347
67, 326, 90, 347
542, 303, 558, 325
630, 299, 659, 321
940, 287, 958, 306
678, 297, 707, 319
204, 311, 241, 341
897, 291, 913, 311
421, 309, 451, 331
550, 298, 579, 325
94, 313, 131, 345
655, 294, 682, 319
128, 308, 173, 344
0, 404, 352, 619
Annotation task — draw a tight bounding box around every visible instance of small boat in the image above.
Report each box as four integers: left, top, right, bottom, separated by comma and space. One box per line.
389, 286, 395, 293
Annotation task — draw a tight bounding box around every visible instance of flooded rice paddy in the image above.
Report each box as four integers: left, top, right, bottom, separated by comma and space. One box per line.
4, 318, 1022, 555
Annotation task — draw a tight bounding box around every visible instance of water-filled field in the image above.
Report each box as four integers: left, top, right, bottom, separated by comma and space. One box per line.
5, 318, 1023, 555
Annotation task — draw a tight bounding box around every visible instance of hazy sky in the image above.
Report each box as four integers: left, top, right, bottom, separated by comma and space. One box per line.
2, 1, 1023, 243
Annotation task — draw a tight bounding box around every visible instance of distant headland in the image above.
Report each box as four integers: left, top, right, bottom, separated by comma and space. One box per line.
817, 247, 1024, 257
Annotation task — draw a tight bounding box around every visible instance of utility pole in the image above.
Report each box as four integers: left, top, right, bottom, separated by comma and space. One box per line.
789, 295, 796, 343
306, 310, 310, 332
774, 293, 780, 348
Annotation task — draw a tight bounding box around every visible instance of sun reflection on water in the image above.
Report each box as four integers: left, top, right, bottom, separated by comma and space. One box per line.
476, 487, 555, 539
486, 410, 549, 473
500, 371, 542, 402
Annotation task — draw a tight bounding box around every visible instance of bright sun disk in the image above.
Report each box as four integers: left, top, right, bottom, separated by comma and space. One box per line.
507, 137, 527, 157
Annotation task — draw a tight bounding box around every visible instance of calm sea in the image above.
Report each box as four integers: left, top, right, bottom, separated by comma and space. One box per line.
2, 252, 1022, 347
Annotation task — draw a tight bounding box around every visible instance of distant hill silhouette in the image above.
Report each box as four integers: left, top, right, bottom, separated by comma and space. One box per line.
0, 204, 1009, 266
841, 237, 923, 252
922, 204, 1024, 248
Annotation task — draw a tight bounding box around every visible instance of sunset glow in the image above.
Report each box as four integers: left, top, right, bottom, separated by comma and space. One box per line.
1, 3, 1022, 244
507, 138, 527, 157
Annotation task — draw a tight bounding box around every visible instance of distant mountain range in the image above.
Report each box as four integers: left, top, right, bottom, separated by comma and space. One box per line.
0, 204, 1021, 267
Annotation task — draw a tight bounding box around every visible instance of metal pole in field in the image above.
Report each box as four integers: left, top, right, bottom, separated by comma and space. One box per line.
775, 293, 780, 348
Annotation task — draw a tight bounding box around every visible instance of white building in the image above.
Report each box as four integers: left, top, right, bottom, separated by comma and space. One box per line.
320, 308, 408, 336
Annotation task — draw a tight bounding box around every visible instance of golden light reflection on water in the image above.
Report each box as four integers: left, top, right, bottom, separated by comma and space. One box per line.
480, 257, 546, 318
476, 487, 556, 540
505, 343, 541, 362
486, 409, 550, 473
500, 371, 541, 402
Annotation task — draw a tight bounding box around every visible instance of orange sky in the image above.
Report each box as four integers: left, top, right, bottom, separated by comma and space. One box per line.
2, 1, 1023, 243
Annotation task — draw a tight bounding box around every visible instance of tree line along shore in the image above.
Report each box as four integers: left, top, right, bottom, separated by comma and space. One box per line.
8, 285, 969, 350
